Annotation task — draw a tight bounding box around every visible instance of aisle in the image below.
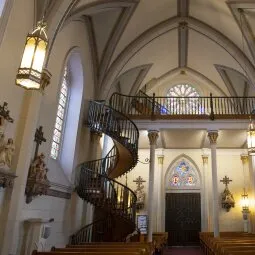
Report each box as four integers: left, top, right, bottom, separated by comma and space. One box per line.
163, 247, 203, 255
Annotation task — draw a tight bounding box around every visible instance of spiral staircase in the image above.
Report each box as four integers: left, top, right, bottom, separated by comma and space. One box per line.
70, 100, 139, 244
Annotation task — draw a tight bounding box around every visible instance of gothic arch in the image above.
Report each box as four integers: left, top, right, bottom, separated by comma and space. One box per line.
164, 154, 202, 191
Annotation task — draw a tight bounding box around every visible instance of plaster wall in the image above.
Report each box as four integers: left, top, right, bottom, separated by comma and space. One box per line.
13, 19, 96, 253
119, 148, 247, 233
0, 4, 96, 252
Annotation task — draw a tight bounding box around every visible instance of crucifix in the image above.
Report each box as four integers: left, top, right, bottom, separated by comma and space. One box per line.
34, 126, 46, 160
133, 176, 146, 189
220, 175, 232, 188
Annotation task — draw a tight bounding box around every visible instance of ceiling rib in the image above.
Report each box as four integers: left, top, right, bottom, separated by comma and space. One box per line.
215, 65, 238, 97
227, 2, 255, 63
178, 0, 189, 68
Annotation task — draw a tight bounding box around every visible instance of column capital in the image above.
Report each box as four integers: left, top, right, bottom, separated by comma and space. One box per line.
148, 130, 159, 145
202, 154, 209, 164
241, 154, 249, 164
207, 130, 219, 144
157, 154, 164, 165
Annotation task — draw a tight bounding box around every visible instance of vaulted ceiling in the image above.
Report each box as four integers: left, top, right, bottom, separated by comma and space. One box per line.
39, 0, 255, 99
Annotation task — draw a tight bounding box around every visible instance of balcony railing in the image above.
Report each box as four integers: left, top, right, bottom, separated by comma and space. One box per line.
109, 92, 255, 120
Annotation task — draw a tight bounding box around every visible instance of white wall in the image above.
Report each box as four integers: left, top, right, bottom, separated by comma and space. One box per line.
119, 148, 247, 233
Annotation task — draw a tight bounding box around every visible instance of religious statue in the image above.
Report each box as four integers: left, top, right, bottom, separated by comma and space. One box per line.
0, 102, 14, 136
220, 175, 235, 212
25, 126, 50, 203
0, 138, 15, 170
133, 176, 146, 210
0, 101, 17, 188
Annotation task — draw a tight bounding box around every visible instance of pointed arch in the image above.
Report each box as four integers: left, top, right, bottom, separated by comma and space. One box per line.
165, 154, 202, 191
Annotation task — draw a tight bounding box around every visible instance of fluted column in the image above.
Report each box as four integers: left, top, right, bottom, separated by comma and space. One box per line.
156, 151, 164, 232
249, 154, 255, 233
207, 130, 219, 237
147, 130, 159, 242
202, 154, 210, 231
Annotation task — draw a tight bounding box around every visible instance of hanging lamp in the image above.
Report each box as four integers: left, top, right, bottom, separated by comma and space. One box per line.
16, 19, 51, 90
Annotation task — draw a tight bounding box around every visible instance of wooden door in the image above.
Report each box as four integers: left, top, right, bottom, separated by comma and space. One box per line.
165, 193, 201, 246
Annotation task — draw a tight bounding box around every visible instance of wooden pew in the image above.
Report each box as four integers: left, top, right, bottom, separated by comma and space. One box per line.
199, 232, 255, 255
52, 247, 147, 255
33, 252, 140, 255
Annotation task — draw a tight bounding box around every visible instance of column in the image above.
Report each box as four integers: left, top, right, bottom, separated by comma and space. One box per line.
1, 92, 43, 255
156, 151, 164, 232
85, 131, 102, 226
248, 154, 255, 233
202, 153, 210, 231
91, 131, 102, 160
241, 154, 251, 233
207, 130, 219, 237
147, 130, 159, 242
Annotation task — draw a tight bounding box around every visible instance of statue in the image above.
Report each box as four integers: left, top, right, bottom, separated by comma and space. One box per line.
0, 138, 15, 170
25, 127, 50, 204
220, 176, 235, 212
29, 153, 49, 182
133, 176, 146, 210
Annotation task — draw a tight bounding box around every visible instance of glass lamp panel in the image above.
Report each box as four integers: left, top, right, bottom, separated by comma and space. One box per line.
16, 78, 40, 89
20, 37, 36, 68
32, 39, 47, 72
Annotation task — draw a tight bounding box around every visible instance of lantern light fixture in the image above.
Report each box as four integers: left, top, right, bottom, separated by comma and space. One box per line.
241, 189, 249, 213
16, 20, 51, 91
247, 116, 255, 155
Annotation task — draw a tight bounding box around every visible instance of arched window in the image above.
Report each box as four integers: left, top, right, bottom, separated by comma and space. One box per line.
50, 66, 69, 159
0, 0, 6, 16
166, 84, 201, 114
168, 158, 200, 188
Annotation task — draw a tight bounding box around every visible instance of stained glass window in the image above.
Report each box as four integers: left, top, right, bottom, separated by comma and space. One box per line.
166, 84, 203, 114
170, 159, 199, 187
50, 67, 69, 159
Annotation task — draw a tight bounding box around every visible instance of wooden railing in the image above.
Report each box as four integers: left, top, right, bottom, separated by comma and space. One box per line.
110, 92, 255, 120
72, 100, 139, 244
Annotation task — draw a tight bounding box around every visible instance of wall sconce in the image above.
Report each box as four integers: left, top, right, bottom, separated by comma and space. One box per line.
241, 189, 250, 213
16, 20, 51, 91
247, 117, 255, 155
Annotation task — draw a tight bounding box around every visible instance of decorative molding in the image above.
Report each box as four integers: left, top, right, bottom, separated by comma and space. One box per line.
207, 130, 219, 144
157, 155, 164, 165
202, 155, 209, 164
241, 154, 249, 164
148, 130, 159, 145
47, 189, 72, 199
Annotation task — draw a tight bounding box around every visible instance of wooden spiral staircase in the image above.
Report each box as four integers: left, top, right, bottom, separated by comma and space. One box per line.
70, 100, 139, 244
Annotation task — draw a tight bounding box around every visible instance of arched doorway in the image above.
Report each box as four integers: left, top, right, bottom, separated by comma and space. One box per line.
165, 155, 202, 246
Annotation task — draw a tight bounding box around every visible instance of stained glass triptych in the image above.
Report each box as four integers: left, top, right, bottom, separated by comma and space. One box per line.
50, 67, 69, 159
170, 159, 198, 187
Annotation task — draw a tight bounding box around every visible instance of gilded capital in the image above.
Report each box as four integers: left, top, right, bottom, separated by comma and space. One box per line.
207, 131, 218, 144
202, 155, 209, 164
157, 155, 164, 165
148, 130, 159, 145
240, 154, 248, 164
